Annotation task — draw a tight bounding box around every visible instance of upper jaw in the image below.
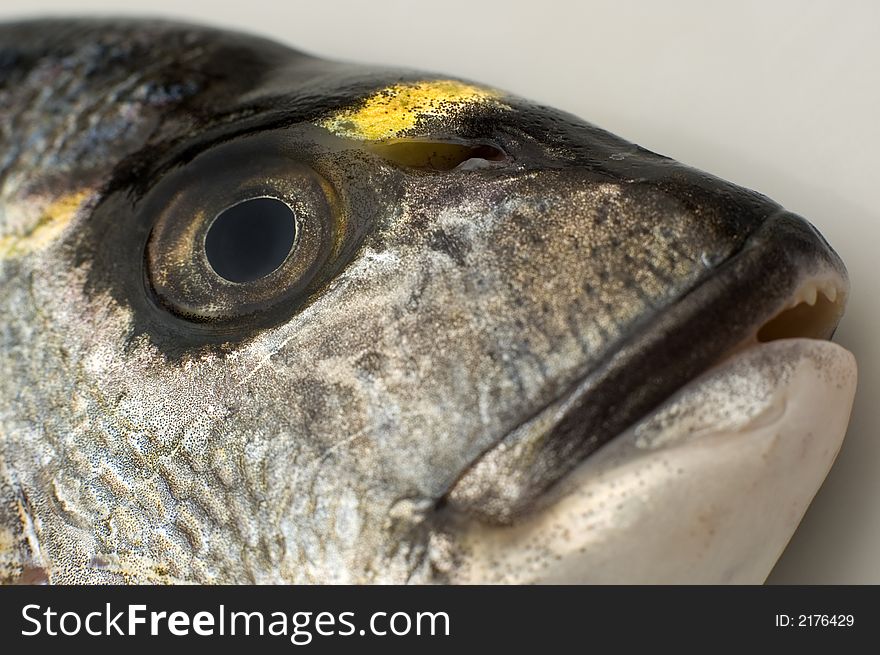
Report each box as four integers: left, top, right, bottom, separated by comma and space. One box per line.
441, 210, 849, 524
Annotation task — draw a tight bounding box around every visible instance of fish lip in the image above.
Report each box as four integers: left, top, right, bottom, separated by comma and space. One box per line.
442, 338, 857, 584
444, 210, 849, 521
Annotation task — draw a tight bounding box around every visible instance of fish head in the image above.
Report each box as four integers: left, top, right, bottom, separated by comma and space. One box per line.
0, 19, 856, 583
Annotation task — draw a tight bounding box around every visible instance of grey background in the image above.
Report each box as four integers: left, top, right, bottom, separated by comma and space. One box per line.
1, 0, 877, 583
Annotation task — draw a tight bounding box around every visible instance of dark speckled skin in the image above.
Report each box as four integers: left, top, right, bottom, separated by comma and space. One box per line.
0, 19, 846, 582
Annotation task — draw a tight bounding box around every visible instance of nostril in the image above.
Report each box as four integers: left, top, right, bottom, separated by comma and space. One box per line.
370, 140, 508, 171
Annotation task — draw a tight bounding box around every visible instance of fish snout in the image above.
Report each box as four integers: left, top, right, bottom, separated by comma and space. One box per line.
433, 189, 855, 583
435, 186, 851, 552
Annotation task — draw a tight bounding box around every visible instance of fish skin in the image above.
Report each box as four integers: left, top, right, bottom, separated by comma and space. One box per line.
0, 19, 848, 583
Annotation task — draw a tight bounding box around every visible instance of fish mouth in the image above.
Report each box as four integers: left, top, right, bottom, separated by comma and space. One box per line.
440, 211, 856, 582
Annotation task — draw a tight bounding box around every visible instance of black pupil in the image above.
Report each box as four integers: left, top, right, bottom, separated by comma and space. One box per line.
205, 197, 296, 283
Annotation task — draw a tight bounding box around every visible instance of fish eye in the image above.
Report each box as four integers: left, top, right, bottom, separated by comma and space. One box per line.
145, 133, 340, 322
204, 197, 297, 283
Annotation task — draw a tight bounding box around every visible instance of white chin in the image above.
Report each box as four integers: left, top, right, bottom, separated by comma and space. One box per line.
447, 338, 857, 584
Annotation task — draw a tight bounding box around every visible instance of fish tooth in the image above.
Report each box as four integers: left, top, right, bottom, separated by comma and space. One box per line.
825, 282, 839, 302
804, 285, 818, 306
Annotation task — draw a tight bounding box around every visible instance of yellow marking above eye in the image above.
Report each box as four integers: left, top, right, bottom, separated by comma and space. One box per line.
319, 80, 507, 140
0, 189, 92, 258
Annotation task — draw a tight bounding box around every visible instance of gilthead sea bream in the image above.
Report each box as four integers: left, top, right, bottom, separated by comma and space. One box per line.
0, 19, 856, 583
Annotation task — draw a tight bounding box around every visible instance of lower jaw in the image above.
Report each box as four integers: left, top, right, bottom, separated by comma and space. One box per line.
444, 336, 856, 584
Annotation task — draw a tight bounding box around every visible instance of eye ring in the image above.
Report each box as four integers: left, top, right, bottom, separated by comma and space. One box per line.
144, 133, 340, 322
